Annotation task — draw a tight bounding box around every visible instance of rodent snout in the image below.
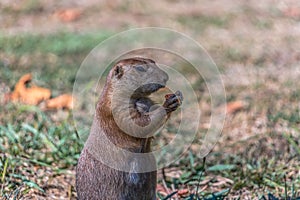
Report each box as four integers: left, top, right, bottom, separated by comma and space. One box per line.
133, 83, 165, 96
161, 70, 169, 83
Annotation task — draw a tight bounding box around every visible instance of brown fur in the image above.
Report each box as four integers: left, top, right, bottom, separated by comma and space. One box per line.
76, 57, 183, 200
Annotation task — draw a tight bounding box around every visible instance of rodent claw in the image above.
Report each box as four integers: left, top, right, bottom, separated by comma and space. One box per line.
163, 90, 183, 112
175, 90, 183, 102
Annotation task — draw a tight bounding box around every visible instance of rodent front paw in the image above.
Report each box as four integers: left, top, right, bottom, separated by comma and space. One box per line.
163, 90, 183, 113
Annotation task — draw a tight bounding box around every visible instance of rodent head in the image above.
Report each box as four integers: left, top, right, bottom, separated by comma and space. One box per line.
108, 57, 169, 98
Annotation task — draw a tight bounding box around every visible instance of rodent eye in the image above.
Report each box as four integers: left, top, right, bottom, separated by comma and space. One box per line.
134, 65, 147, 72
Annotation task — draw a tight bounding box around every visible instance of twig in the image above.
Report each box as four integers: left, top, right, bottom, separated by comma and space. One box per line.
194, 157, 206, 199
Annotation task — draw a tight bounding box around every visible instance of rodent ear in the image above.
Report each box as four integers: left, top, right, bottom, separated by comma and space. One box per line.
114, 65, 124, 79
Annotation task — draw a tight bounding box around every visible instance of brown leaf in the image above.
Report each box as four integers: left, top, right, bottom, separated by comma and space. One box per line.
20, 85, 51, 105
17, 73, 32, 84
178, 188, 189, 196
226, 101, 245, 114
12, 73, 33, 100
8, 73, 51, 105
54, 8, 82, 22
45, 94, 73, 110
283, 7, 300, 18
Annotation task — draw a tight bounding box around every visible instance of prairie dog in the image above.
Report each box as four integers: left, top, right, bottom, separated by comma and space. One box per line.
76, 57, 183, 200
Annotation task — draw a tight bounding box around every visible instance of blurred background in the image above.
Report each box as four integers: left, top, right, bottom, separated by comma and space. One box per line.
0, 0, 300, 199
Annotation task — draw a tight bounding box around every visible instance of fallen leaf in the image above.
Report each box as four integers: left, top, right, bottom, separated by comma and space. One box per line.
283, 7, 300, 18
177, 189, 189, 196
8, 73, 51, 105
226, 101, 245, 114
54, 8, 82, 22
17, 73, 32, 84
11, 73, 33, 101
45, 94, 73, 110
20, 85, 51, 105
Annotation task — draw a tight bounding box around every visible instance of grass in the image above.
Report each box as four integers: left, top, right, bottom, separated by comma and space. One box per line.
177, 14, 232, 33
0, 32, 111, 56
0, 31, 110, 198
0, 104, 83, 197
0, 28, 300, 199
0, 32, 111, 92
157, 148, 300, 199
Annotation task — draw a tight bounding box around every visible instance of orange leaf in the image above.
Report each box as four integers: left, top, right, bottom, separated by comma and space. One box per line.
13, 73, 32, 97
45, 94, 73, 110
9, 73, 51, 105
226, 101, 245, 114
20, 86, 51, 105
54, 8, 82, 22
17, 73, 32, 83
178, 189, 189, 196
284, 7, 300, 18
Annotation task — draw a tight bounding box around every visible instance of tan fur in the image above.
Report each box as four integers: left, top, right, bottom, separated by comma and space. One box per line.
76, 57, 182, 200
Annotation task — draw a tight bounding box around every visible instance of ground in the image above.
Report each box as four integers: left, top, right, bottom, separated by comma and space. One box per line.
0, 0, 300, 199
